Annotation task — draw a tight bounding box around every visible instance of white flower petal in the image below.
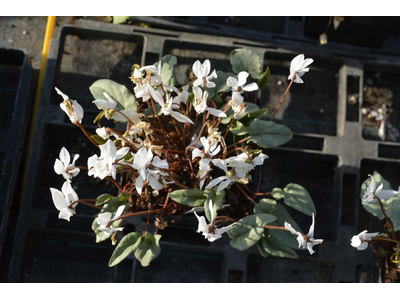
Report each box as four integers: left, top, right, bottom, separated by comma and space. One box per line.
50, 188, 68, 211
242, 82, 259, 92
58, 208, 75, 222
206, 107, 227, 118
170, 110, 194, 124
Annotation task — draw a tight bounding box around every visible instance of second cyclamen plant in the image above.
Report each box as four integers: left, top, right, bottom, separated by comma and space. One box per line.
50, 50, 322, 267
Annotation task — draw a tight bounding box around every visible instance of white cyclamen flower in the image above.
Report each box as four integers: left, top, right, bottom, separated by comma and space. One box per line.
226, 71, 258, 93
284, 213, 323, 255
172, 85, 190, 105
50, 181, 79, 222
192, 86, 227, 117
226, 152, 268, 180
288, 54, 314, 84
194, 200, 235, 242
149, 86, 193, 124
87, 139, 129, 180
350, 230, 379, 251
231, 92, 247, 119
362, 175, 398, 203
205, 159, 236, 192
55, 87, 84, 124
54, 147, 80, 181
132, 147, 169, 195
93, 92, 139, 123
97, 205, 126, 237
192, 59, 218, 88
192, 137, 221, 189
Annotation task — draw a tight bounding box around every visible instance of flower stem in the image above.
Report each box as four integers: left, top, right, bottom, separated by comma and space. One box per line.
371, 236, 400, 246
75, 122, 99, 149
271, 73, 296, 121
374, 194, 391, 221
235, 183, 256, 205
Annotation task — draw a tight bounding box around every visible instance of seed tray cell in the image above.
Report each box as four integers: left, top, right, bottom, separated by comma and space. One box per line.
162, 40, 235, 86
261, 52, 342, 136
133, 244, 224, 283
362, 63, 400, 143
50, 27, 144, 112
34, 124, 118, 212
260, 149, 338, 240
0, 47, 32, 267
21, 230, 130, 283
246, 254, 335, 283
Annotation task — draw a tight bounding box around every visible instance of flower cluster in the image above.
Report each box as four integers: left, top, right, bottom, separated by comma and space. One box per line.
50, 50, 321, 267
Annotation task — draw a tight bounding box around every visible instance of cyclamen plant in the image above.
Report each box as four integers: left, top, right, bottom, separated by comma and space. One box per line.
351, 171, 400, 282
50, 49, 322, 267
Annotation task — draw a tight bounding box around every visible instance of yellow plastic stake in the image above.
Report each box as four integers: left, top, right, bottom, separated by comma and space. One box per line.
22, 16, 56, 192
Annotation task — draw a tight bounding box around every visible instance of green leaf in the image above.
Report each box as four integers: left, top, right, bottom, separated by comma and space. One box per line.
113, 16, 130, 24
228, 213, 277, 251
271, 184, 316, 217
134, 233, 162, 267
89, 79, 137, 113
247, 120, 293, 148
361, 171, 394, 220
269, 203, 304, 249
204, 189, 225, 223
154, 55, 177, 87
93, 111, 104, 123
254, 199, 303, 249
100, 197, 130, 215
143, 103, 162, 117
257, 67, 271, 90
207, 71, 235, 99
96, 194, 114, 206
90, 135, 107, 145
92, 218, 122, 243
387, 197, 400, 231
261, 235, 298, 259
230, 49, 263, 79
109, 232, 141, 267
256, 239, 269, 258
230, 120, 248, 136
253, 198, 279, 214
169, 189, 207, 207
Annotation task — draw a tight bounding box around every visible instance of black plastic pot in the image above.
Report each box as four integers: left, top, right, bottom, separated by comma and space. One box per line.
0, 47, 33, 268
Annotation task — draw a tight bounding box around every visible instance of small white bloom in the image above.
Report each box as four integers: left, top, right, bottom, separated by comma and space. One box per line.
205, 159, 236, 192
288, 54, 314, 84
284, 213, 323, 255
192, 86, 227, 118
50, 181, 79, 222
192, 59, 218, 88
55, 87, 84, 124
207, 127, 226, 153
97, 205, 126, 237
194, 200, 235, 242
134, 79, 151, 102
225, 153, 268, 181
87, 139, 129, 180
149, 86, 193, 124
226, 71, 258, 93
231, 92, 247, 119
54, 147, 80, 182
351, 230, 379, 251
95, 127, 110, 140
93, 92, 139, 123
362, 175, 398, 203
192, 137, 221, 190
132, 147, 169, 195
172, 85, 190, 105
